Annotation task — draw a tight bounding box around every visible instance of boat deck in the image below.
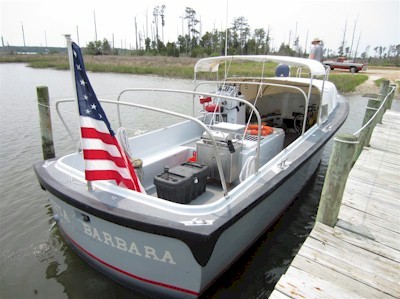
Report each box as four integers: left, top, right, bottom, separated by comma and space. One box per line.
146, 130, 300, 205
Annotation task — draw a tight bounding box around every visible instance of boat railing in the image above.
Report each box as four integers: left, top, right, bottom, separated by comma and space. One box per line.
194, 80, 311, 135
353, 84, 396, 137
55, 89, 263, 197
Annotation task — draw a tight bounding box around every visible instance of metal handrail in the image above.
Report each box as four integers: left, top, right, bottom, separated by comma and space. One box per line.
353, 85, 396, 136
194, 80, 311, 135
55, 90, 263, 197
115, 88, 262, 170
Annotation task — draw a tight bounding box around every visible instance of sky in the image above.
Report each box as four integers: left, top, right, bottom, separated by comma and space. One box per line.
0, 0, 399, 56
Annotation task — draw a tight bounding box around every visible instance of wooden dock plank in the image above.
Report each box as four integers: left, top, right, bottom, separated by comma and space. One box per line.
270, 109, 400, 299
348, 163, 400, 192
302, 229, 399, 294
275, 267, 362, 299
341, 183, 400, 221
370, 117, 400, 154
291, 254, 396, 299
337, 207, 400, 251
344, 176, 400, 204
382, 110, 400, 124
356, 147, 400, 168
312, 222, 400, 263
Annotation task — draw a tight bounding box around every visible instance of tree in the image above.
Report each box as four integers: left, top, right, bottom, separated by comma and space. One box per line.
145, 37, 151, 52
278, 43, 296, 56
153, 6, 160, 43
231, 17, 250, 54
160, 5, 166, 43
254, 28, 266, 55
200, 31, 214, 55
184, 7, 199, 54
166, 42, 178, 57
176, 35, 187, 53
86, 40, 102, 55
101, 39, 112, 55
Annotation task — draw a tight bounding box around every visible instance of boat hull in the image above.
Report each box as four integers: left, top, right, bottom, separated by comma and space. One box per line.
44, 144, 324, 298
50, 195, 202, 298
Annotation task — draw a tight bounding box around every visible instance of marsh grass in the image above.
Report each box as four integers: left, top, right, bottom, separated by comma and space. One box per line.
0, 54, 368, 93
328, 74, 368, 93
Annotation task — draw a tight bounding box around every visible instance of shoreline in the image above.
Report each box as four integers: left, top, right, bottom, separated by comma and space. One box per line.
1, 54, 398, 95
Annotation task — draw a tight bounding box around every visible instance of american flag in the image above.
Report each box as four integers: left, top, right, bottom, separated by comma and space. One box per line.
71, 42, 144, 192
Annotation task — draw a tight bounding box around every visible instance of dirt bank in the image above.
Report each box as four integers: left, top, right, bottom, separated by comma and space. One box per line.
342, 67, 400, 97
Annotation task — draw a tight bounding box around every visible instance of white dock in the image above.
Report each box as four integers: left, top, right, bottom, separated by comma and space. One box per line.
269, 109, 400, 299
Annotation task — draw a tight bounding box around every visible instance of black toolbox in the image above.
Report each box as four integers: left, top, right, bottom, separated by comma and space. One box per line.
154, 162, 208, 204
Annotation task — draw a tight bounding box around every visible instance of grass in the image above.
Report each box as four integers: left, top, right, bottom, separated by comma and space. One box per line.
0, 53, 369, 93
328, 74, 369, 93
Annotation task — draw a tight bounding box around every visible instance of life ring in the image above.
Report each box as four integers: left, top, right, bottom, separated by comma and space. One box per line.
246, 123, 273, 136
246, 126, 273, 136
246, 122, 266, 130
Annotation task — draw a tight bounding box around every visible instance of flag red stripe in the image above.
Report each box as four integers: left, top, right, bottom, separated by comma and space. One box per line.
85, 170, 136, 189
81, 127, 115, 145
83, 149, 127, 168
113, 140, 144, 192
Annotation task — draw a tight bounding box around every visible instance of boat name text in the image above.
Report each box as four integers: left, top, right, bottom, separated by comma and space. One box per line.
82, 222, 176, 265
51, 201, 176, 265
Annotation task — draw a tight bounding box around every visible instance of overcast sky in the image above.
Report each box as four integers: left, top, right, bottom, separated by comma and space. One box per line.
1, 0, 399, 56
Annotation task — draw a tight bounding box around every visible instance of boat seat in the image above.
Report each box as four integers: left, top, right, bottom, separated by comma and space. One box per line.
199, 96, 223, 125
140, 146, 194, 189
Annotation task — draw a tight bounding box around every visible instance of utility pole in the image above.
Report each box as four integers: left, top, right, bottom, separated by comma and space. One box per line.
146, 8, 149, 40
135, 16, 138, 50
304, 30, 309, 56
179, 13, 184, 36
76, 25, 80, 44
44, 30, 47, 47
354, 33, 361, 60
21, 21, 26, 47
340, 18, 347, 56
93, 10, 98, 41
349, 15, 359, 59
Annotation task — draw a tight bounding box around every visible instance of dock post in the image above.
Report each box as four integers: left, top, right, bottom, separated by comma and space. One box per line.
386, 83, 396, 110
376, 80, 390, 124
316, 134, 358, 227
354, 80, 391, 161
37, 86, 55, 160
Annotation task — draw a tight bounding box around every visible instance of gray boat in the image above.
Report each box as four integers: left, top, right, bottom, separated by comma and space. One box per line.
34, 39, 348, 298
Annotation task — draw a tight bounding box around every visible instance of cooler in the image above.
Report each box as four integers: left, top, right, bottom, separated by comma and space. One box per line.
154, 162, 208, 204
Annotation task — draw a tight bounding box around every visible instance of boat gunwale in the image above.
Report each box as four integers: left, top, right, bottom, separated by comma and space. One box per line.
34, 97, 349, 267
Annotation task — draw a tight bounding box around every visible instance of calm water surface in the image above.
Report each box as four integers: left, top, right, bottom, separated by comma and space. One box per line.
0, 63, 372, 298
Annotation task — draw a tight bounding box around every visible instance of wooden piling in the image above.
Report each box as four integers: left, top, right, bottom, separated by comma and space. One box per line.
37, 86, 55, 160
376, 80, 390, 124
354, 80, 391, 161
386, 83, 396, 110
316, 134, 358, 227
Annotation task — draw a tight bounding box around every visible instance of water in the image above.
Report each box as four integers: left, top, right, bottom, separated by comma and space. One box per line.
0, 64, 370, 299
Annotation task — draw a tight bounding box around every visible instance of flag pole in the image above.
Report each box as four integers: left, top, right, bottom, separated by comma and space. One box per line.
65, 34, 93, 191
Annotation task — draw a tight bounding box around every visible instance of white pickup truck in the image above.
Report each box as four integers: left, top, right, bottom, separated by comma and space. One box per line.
323, 57, 367, 73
